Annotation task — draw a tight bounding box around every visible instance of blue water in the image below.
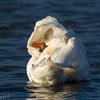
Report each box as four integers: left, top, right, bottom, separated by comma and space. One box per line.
0, 0, 100, 100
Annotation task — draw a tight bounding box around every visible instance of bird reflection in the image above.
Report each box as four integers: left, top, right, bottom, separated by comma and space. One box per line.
25, 82, 88, 100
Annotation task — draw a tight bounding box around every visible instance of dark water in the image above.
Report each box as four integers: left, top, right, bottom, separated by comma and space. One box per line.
0, 0, 100, 100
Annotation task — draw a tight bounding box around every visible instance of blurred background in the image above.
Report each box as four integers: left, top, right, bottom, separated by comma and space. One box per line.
0, 0, 100, 100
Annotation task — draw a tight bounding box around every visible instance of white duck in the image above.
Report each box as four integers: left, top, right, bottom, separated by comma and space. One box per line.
27, 16, 89, 86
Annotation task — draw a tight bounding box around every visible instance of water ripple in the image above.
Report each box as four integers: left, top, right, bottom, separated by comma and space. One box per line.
0, 0, 100, 100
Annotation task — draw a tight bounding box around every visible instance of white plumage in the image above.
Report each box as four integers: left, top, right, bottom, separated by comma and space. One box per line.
27, 16, 89, 86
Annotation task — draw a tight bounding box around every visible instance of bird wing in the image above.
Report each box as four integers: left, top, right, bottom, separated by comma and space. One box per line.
50, 37, 89, 71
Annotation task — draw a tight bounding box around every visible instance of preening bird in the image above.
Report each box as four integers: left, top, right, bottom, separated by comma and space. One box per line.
27, 16, 89, 86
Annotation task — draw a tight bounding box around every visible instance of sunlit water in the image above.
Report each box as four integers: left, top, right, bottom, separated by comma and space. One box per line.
0, 0, 100, 100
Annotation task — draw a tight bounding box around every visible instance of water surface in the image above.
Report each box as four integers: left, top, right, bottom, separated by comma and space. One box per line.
0, 0, 100, 100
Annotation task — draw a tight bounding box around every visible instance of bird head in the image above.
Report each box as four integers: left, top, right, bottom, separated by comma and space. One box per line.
27, 16, 67, 56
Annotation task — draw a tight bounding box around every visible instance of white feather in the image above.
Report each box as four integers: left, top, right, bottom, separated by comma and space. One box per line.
27, 16, 90, 85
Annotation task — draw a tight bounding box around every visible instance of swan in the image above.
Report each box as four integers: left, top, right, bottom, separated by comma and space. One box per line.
27, 16, 89, 86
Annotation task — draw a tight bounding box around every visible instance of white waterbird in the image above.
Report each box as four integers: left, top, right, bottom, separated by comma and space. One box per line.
27, 16, 89, 86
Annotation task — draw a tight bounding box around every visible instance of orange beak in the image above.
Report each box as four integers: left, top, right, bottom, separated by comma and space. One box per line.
32, 43, 45, 49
